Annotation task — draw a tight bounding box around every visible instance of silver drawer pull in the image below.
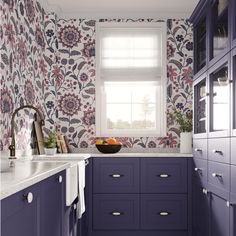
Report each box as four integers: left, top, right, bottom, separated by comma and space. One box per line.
85, 159, 89, 166
212, 173, 222, 178
157, 174, 170, 178
212, 150, 223, 155
110, 211, 123, 216
159, 212, 170, 216
110, 174, 124, 178
202, 188, 208, 195
194, 167, 202, 172
194, 148, 202, 152
58, 175, 63, 183
23, 192, 33, 204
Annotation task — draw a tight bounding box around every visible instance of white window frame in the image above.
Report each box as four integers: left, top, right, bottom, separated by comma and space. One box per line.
96, 22, 167, 137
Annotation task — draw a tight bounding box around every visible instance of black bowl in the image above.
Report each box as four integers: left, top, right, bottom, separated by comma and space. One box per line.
96, 144, 122, 154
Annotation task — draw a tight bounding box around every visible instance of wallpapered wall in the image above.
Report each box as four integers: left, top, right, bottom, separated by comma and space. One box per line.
0, 0, 193, 152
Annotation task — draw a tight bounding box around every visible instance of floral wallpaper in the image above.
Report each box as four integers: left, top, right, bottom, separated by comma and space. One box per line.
0, 0, 193, 152
55, 18, 193, 149
0, 0, 57, 152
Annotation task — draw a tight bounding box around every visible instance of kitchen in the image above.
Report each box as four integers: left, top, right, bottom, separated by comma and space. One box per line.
0, 0, 236, 235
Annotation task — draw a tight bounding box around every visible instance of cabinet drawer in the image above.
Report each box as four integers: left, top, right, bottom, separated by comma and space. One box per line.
231, 165, 236, 203
193, 158, 208, 187
193, 139, 208, 159
141, 158, 187, 193
208, 161, 230, 197
231, 138, 236, 165
93, 194, 139, 230
208, 138, 230, 164
140, 194, 187, 230
93, 158, 139, 193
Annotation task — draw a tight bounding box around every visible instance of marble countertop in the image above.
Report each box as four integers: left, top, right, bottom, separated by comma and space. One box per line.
33, 153, 91, 161
0, 160, 70, 200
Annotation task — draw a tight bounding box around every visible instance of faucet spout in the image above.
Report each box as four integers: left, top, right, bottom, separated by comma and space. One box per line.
9, 105, 45, 158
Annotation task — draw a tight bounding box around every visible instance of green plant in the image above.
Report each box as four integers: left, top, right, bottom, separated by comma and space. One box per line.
169, 108, 193, 132
43, 132, 56, 148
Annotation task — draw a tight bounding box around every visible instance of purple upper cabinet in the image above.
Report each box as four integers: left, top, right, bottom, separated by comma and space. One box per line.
231, 138, 236, 165
208, 54, 231, 138
209, 0, 231, 67
230, 165, 236, 203
93, 158, 140, 193
140, 158, 187, 193
1, 183, 41, 236
209, 193, 230, 236
231, 0, 236, 48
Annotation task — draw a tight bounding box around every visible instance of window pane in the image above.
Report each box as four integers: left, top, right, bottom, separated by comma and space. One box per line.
132, 104, 156, 129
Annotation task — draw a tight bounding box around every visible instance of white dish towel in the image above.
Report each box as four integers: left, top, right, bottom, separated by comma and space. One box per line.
77, 160, 86, 219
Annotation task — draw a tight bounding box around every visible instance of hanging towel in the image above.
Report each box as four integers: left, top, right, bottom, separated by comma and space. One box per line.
77, 160, 86, 219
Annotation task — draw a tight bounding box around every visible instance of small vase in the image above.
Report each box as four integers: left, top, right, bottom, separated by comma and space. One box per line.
44, 148, 57, 155
180, 132, 192, 154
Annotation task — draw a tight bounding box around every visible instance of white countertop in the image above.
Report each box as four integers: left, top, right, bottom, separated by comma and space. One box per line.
0, 160, 70, 200
33, 153, 91, 161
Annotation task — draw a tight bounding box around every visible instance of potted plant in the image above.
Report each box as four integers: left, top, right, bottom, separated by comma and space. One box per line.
169, 108, 193, 153
43, 132, 57, 155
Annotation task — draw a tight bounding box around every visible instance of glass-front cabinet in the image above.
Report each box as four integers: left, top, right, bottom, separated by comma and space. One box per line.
232, 48, 236, 136
194, 74, 208, 138
208, 56, 231, 137
210, 0, 229, 61
195, 18, 207, 73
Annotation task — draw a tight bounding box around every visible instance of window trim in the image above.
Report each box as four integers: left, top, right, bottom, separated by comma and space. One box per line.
96, 21, 167, 137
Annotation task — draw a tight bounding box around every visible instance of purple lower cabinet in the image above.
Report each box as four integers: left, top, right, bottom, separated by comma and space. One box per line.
192, 181, 209, 236
230, 204, 236, 236
1, 183, 41, 236
140, 194, 187, 230
93, 194, 139, 230
209, 193, 230, 236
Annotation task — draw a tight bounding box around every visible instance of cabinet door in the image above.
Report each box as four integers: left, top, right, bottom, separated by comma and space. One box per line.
192, 181, 209, 236
209, 193, 230, 236
209, 56, 230, 137
193, 75, 208, 138
232, 48, 236, 136
1, 184, 41, 236
40, 171, 66, 236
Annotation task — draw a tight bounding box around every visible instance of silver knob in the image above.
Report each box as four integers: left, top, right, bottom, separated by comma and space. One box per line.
194, 167, 202, 172
73, 204, 77, 210
24, 192, 33, 203
202, 188, 209, 195
58, 175, 63, 183
212, 150, 223, 155
212, 173, 222, 178
194, 148, 202, 152
159, 212, 170, 216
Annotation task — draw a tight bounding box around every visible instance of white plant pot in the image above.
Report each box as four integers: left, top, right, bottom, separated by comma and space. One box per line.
180, 132, 192, 154
44, 148, 57, 155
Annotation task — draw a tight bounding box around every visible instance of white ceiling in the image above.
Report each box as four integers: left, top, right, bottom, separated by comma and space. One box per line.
39, 0, 199, 19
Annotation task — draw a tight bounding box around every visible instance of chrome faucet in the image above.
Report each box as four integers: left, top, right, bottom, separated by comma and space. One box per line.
8, 105, 45, 158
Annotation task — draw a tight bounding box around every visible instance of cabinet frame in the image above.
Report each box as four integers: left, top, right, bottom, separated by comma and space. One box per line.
231, 47, 236, 136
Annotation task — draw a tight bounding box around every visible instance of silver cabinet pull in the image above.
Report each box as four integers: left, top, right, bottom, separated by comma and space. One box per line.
194, 167, 202, 172
110, 211, 123, 216
85, 159, 89, 166
24, 192, 33, 204
212, 150, 223, 155
202, 188, 209, 195
212, 173, 222, 178
194, 148, 202, 152
157, 174, 170, 178
110, 174, 124, 178
58, 175, 63, 183
158, 212, 170, 216
73, 204, 77, 210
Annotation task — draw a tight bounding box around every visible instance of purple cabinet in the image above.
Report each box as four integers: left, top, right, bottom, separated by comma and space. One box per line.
141, 158, 187, 193
93, 158, 139, 193
193, 158, 208, 187
1, 170, 66, 236
1, 183, 41, 236
209, 193, 230, 236
208, 161, 230, 199
140, 194, 187, 230
193, 139, 208, 159
231, 138, 236, 165
208, 138, 230, 164
231, 165, 236, 203
93, 194, 139, 230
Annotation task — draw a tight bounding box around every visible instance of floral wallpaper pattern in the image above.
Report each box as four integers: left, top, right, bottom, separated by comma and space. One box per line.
0, 0, 193, 152
55, 18, 193, 149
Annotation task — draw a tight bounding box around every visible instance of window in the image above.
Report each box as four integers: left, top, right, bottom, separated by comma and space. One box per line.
96, 22, 166, 137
